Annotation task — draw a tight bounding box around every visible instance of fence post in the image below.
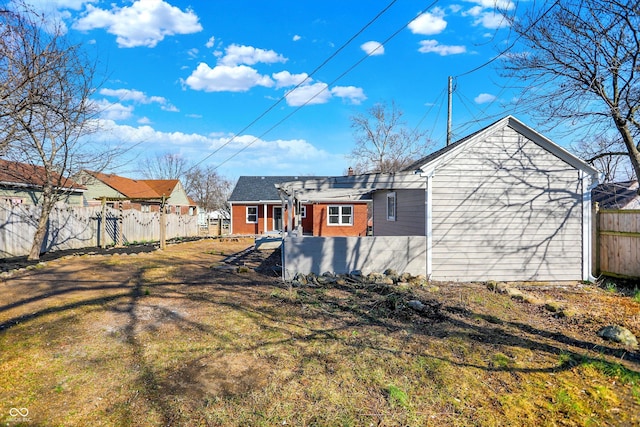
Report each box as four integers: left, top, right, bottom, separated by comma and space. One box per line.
159, 195, 167, 250
593, 202, 600, 276
100, 197, 107, 249
116, 203, 124, 247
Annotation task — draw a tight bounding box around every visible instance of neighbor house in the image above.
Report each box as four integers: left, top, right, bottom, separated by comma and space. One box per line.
228, 176, 370, 236
0, 159, 86, 206
77, 170, 197, 215
592, 180, 640, 210
279, 116, 599, 282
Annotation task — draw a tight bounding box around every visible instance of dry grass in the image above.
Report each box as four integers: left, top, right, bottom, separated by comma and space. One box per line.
0, 238, 638, 426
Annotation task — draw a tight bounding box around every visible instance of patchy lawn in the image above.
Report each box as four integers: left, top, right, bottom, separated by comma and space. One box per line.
0, 238, 638, 426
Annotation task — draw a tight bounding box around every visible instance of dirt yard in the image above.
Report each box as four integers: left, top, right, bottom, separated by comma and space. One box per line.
0, 238, 638, 426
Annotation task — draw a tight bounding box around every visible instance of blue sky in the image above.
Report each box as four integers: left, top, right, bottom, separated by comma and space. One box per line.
24, 0, 546, 181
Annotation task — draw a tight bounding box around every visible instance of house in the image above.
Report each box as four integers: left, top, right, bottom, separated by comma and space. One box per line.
228, 176, 370, 236
77, 170, 197, 215
592, 180, 640, 210
279, 116, 599, 282
0, 159, 86, 206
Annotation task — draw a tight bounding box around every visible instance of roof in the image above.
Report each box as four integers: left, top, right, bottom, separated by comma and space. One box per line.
229, 176, 327, 202
592, 180, 640, 209
0, 159, 85, 191
403, 116, 599, 178
85, 171, 189, 201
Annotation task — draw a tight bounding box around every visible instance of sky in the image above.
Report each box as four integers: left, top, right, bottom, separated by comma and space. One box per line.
19, 0, 552, 182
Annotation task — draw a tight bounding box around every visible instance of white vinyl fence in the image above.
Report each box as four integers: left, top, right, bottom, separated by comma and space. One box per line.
0, 202, 199, 258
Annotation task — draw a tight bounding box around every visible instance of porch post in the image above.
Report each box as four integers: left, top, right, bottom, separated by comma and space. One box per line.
263, 203, 268, 234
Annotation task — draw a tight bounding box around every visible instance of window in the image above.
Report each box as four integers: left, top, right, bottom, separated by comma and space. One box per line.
300, 205, 307, 218
387, 192, 396, 221
246, 206, 258, 223
328, 205, 352, 225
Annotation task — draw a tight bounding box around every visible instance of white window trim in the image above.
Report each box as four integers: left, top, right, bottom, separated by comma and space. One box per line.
327, 205, 353, 226
386, 192, 396, 221
246, 206, 258, 223
300, 205, 307, 219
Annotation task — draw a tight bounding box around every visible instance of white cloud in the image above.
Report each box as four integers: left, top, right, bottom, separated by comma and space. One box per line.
463, 1, 513, 29
93, 120, 347, 175
205, 36, 216, 48
73, 0, 202, 48
272, 71, 310, 89
408, 8, 447, 35
331, 86, 367, 105
474, 11, 509, 29
285, 83, 332, 107
99, 88, 178, 112
94, 99, 134, 121
467, 0, 515, 10
360, 41, 384, 56
474, 93, 496, 104
417, 40, 466, 56
137, 117, 152, 124
293, 34, 301, 42
219, 44, 287, 67
184, 63, 274, 92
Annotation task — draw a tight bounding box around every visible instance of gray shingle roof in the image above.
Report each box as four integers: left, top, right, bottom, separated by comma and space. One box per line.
228, 176, 326, 202
592, 180, 639, 209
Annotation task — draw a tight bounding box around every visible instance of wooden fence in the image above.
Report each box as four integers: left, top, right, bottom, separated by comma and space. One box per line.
0, 202, 199, 258
594, 208, 640, 279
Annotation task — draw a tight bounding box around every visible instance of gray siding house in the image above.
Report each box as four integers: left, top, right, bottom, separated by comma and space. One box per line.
280, 116, 599, 282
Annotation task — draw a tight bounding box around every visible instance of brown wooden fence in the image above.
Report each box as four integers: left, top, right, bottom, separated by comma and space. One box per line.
594, 208, 640, 279
0, 202, 199, 258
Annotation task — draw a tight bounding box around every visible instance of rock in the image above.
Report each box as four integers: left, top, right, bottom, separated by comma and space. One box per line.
383, 268, 398, 277
597, 326, 638, 348
544, 301, 564, 313
506, 287, 525, 300
293, 273, 307, 285
407, 300, 426, 312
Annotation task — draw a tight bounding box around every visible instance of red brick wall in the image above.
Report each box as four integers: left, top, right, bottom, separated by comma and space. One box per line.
311, 203, 368, 237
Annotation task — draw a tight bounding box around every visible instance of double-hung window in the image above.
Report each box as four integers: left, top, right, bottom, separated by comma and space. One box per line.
300, 205, 307, 218
328, 205, 352, 225
246, 206, 258, 223
386, 192, 396, 221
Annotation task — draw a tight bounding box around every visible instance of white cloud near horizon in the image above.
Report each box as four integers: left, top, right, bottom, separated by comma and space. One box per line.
73, 0, 202, 48
92, 120, 347, 176
361, 41, 384, 56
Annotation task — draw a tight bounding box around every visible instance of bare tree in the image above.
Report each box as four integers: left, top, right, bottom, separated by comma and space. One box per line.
504, 0, 640, 182
138, 152, 190, 180
348, 101, 433, 174
184, 165, 232, 214
1, 2, 114, 260
573, 136, 633, 183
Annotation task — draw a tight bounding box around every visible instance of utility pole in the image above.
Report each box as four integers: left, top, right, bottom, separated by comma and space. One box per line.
447, 76, 452, 146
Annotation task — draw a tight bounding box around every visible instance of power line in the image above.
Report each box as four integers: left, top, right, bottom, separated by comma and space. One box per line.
187, 0, 401, 173
209, 0, 441, 172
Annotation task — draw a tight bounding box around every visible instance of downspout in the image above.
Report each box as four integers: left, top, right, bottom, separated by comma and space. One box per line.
419, 170, 435, 279
581, 170, 599, 282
